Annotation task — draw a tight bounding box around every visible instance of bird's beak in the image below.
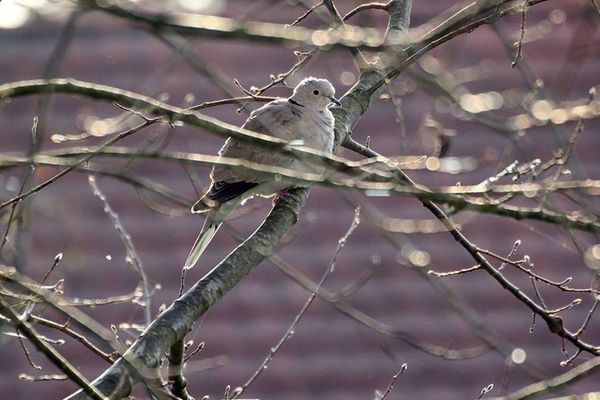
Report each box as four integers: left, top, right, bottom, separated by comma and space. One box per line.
329, 96, 342, 107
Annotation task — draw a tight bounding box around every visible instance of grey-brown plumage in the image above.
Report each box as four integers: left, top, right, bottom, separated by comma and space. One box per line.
184, 77, 340, 269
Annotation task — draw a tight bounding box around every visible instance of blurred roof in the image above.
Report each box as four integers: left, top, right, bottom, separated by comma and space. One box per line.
1, 1, 599, 399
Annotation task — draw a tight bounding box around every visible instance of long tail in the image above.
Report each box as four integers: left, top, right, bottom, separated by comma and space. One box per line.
183, 214, 223, 270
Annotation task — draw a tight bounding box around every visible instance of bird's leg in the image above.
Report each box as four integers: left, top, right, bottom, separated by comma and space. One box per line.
274, 189, 295, 204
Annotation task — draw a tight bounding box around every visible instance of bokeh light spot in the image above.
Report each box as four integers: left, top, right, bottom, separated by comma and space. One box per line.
0, 1, 31, 29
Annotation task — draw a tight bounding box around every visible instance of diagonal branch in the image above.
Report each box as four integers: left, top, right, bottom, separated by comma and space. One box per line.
5, 146, 600, 233
485, 355, 600, 400
0, 296, 107, 400
345, 137, 600, 356
22, 0, 583, 398
91, 1, 384, 50
64, 186, 311, 399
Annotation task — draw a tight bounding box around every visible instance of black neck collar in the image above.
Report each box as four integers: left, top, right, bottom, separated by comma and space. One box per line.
288, 98, 305, 107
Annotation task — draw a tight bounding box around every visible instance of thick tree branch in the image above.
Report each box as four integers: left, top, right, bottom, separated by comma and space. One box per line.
64, 187, 310, 399
13, 0, 583, 397
385, 0, 412, 36
62, 0, 413, 396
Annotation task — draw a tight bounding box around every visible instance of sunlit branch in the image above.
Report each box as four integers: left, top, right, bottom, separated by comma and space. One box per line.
0, 296, 107, 400
486, 356, 600, 400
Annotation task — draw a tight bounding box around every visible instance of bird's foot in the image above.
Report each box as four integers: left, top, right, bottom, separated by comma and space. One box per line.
274, 189, 295, 204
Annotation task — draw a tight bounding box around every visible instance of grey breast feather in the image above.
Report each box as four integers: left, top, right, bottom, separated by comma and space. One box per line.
210, 100, 303, 185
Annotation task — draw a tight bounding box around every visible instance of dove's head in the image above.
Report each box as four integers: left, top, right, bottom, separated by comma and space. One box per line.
290, 77, 341, 111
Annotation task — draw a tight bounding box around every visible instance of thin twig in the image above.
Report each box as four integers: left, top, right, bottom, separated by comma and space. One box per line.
487, 356, 600, 400
88, 176, 152, 326
0, 164, 34, 254
183, 341, 205, 363
19, 373, 68, 381
476, 247, 593, 294
233, 207, 361, 398
61, 290, 144, 307
264, 249, 489, 360
288, 0, 325, 26
187, 95, 276, 110
16, 327, 43, 370
343, 1, 391, 21
574, 298, 599, 338
345, 140, 600, 356
0, 297, 107, 400
530, 277, 548, 311
30, 315, 113, 363
40, 253, 63, 288
21, 252, 64, 319
428, 265, 481, 277
375, 363, 407, 399
478, 383, 495, 399
323, 0, 369, 68
0, 117, 157, 211
512, 0, 528, 67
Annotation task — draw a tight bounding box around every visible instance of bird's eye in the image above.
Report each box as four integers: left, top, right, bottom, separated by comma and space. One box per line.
313, 90, 320, 95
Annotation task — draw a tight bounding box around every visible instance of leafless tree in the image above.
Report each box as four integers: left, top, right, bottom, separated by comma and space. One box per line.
0, 0, 599, 399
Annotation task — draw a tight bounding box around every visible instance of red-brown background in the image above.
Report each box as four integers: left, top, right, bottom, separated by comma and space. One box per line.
1, 1, 599, 399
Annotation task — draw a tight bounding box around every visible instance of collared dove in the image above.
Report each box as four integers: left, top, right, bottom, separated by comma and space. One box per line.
184, 77, 341, 269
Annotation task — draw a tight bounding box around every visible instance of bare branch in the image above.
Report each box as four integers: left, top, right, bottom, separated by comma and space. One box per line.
0, 297, 107, 400
88, 177, 152, 326
16, 327, 43, 371
589, 0, 600, 15
486, 356, 600, 400
0, 116, 156, 211
375, 363, 408, 400
288, 0, 325, 26
30, 315, 113, 363
512, 0, 529, 67
234, 208, 361, 398
93, 1, 383, 50
167, 340, 192, 400
50, 1, 600, 398
343, 2, 391, 22
344, 141, 600, 356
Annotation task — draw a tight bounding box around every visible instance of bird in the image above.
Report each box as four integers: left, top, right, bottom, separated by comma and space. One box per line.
183, 77, 341, 269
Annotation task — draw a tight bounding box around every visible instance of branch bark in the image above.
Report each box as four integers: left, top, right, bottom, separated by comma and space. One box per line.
5, 146, 599, 233
64, 186, 310, 399
0, 297, 107, 400
4, 0, 578, 398
485, 356, 600, 400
